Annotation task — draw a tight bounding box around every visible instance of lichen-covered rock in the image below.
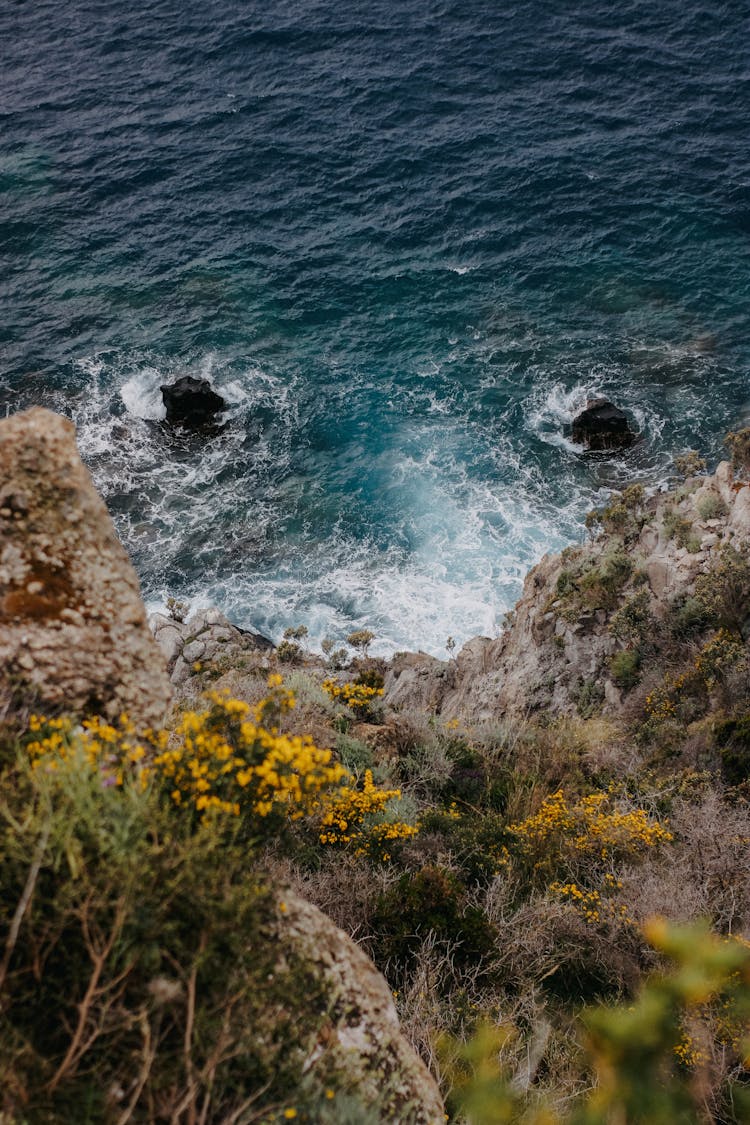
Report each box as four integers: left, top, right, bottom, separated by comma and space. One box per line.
277, 890, 445, 1123
384, 650, 455, 713
0, 407, 171, 728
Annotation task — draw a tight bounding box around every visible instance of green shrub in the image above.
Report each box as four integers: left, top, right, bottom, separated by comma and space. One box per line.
715, 715, 750, 786
347, 629, 376, 657
695, 492, 727, 521
725, 427, 750, 474
572, 678, 604, 719
335, 731, 376, 775
371, 866, 497, 978
321, 637, 349, 669
694, 545, 750, 632
610, 648, 642, 691
668, 594, 712, 638
585, 484, 646, 541
0, 748, 328, 1121
662, 506, 695, 549
416, 807, 510, 885
609, 589, 655, 647
276, 639, 304, 663
673, 450, 706, 479
442, 742, 490, 807
442, 921, 750, 1124
165, 595, 189, 623
355, 668, 385, 692
554, 547, 633, 623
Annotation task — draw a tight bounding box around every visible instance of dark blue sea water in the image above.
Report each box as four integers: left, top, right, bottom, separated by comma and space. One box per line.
2, 1, 750, 654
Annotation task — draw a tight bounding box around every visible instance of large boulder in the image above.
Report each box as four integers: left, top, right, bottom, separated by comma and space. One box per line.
0, 408, 172, 728
160, 376, 226, 428
571, 398, 636, 451
278, 889, 445, 1122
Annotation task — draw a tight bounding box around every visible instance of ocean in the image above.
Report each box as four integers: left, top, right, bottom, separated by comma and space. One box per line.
2, 0, 749, 655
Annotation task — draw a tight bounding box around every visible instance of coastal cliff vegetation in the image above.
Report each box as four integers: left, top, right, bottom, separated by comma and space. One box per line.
3, 424, 750, 1122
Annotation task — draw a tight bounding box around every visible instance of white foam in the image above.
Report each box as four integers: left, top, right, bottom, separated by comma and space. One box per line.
120, 368, 167, 420
61, 351, 621, 660
527, 380, 592, 431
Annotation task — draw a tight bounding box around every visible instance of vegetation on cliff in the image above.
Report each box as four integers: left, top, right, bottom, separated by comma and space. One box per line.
3, 424, 750, 1122
0, 681, 427, 1123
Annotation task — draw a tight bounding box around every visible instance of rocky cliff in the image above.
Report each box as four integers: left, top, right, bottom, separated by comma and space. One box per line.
384, 459, 750, 722
0, 407, 444, 1123
0, 408, 172, 729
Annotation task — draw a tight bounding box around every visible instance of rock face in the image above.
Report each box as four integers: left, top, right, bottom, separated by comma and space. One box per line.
278, 890, 445, 1123
150, 606, 273, 685
571, 398, 636, 451
385, 462, 750, 722
160, 376, 226, 428
0, 408, 172, 728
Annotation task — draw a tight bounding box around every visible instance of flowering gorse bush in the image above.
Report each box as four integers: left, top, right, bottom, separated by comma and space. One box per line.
27, 712, 160, 788
550, 874, 632, 926
645, 675, 685, 721
693, 627, 746, 689
645, 628, 747, 723
152, 677, 346, 822
503, 788, 672, 887
322, 679, 384, 718
318, 769, 418, 859
25, 676, 416, 857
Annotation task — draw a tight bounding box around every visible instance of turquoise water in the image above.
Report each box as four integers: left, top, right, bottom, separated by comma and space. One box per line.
2, 1, 749, 654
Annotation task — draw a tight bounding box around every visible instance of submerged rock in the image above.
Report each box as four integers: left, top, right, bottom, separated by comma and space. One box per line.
571, 398, 636, 451
160, 375, 226, 428
0, 408, 172, 727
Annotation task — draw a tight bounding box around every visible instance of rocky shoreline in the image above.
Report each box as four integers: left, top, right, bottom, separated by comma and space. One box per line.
148, 444, 750, 736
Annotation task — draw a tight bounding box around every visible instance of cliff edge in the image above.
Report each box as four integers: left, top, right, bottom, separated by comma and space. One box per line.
385, 459, 750, 722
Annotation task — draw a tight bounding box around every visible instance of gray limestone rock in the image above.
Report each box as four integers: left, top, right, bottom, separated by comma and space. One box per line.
0, 408, 172, 728
278, 890, 445, 1123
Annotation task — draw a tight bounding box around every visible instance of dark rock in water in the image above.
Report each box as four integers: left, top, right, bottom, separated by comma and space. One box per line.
236, 624, 275, 651
160, 376, 226, 428
571, 398, 636, 451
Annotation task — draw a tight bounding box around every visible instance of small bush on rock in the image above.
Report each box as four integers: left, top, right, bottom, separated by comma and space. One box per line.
725, 427, 750, 474
696, 492, 728, 521
610, 648, 642, 692
673, 450, 707, 479
585, 484, 646, 541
